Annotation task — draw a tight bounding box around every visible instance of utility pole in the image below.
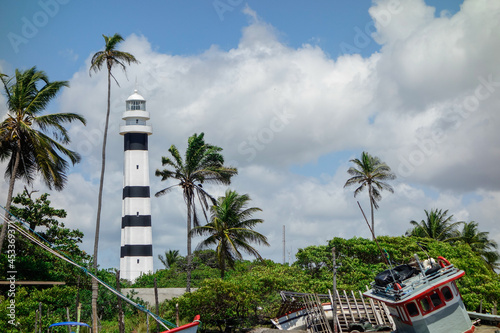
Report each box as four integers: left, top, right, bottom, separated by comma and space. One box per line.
283, 225, 286, 264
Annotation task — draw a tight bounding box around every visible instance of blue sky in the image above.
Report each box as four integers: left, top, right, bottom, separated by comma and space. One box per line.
2, 0, 461, 79
2, 0, 500, 271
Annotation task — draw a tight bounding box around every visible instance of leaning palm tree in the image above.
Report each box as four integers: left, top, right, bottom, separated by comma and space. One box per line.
0, 67, 85, 250
155, 133, 237, 291
344, 151, 396, 239
89, 33, 138, 332
190, 189, 269, 278
406, 208, 462, 241
455, 221, 499, 270
158, 249, 180, 269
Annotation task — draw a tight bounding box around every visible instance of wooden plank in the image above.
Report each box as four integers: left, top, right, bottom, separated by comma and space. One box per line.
343, 290, 355, 323
380, 301, 396, 329
358, 290, 372, 322
351, 290, 362, 320
0, 281, 65, 285
336, 289, 348, 331
365, 286, 383, 325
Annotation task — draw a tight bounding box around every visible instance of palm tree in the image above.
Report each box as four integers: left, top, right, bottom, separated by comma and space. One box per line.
155, 133, 237, 291
406, 209, 462, 241
89, 33, 138, 332
344, 151, 396, 239
158, 249, 180, 269
0, 67, 85, 250
455, 221, 499, 270
190, 190, 270, 278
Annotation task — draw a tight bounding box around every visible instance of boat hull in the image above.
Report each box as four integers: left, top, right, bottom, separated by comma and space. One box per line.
160, 315, 201, 333
271, 304, 334, 330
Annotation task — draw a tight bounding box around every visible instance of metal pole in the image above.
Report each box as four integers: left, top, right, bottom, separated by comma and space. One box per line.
283, 225, 286, 264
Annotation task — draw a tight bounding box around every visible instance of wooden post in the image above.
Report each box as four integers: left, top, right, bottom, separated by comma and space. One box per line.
176, 303, 180, 327
76, 303, 82, 333
75, 275, 80, 321
116, 270, 125, 333
154, 277, 160, 333
66, 307, 71, 333
332, 247, 338, 333
39, 302, 42, 333
35, 309, 38, 333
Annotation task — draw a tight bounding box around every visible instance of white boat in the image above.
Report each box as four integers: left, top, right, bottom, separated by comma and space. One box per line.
271, 293, 334, 330
364, 255, 475, 333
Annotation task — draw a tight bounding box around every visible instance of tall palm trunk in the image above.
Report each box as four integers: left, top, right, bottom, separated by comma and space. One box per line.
368, 183, 375, 240
91, 63, 112, 333
220, 251, 226, 279
186, 194, 193, 292
0, 147, 21, 251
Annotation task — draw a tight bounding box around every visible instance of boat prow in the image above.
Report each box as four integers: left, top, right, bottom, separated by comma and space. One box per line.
160, 315, 201, 333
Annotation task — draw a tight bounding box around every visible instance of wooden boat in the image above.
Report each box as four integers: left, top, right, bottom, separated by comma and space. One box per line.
160, 315, 201, 333
364, 255, 475, 333
271, 303, 334, 330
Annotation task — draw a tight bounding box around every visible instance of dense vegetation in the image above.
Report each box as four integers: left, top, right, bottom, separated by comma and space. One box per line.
2, 226, 499, 332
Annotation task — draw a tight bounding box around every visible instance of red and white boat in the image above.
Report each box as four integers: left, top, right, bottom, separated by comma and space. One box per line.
364, 255, 475, 333
160, 315, 201, 333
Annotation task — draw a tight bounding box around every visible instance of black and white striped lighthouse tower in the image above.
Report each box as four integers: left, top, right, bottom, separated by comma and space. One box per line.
119, 90, 153, 281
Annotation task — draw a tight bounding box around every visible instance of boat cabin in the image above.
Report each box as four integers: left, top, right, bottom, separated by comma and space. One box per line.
364, 255, 475, 333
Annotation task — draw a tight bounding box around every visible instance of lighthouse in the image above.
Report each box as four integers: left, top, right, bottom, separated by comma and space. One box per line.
119, 90, 153, 281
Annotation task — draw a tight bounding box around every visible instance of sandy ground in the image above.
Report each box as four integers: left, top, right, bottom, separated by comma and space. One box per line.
475, 325, 500, 333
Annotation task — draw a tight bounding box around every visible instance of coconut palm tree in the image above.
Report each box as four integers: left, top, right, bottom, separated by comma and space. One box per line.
190, 189, 269, 278
344, 151, 396, 239
89, 33, 138, 332
406, 209, 462, 241
158, 249, 180, 269
155, 133, 237, 291
0, 67, 85, 250
455, 221, 499, 270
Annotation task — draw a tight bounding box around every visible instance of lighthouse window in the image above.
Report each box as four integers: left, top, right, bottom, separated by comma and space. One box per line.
136, 212, 140, 217
137, 259, 140, 264
126, 100, 146, 111
136, 165, 139, 169
406, 302, 419, 317
441, 287, 453, 301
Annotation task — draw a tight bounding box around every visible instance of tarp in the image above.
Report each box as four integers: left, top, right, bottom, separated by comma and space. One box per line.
374, 264, 417, 287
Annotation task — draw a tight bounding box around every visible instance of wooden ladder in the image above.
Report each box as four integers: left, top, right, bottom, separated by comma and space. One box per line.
303, 293, 333, 333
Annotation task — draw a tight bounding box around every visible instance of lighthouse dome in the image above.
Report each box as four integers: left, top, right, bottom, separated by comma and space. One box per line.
126, 90, 146, 111
126, 89, 145, 101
